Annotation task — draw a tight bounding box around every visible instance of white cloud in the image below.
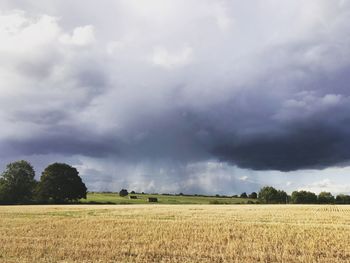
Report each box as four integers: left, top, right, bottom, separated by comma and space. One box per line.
106, 41, 125, 55
152, 46, 193, 69
300, 178, 350, 194
214, 3, 233, 31
0, 12, 60, 52
239, 176, 249, 181
60, 25, 95, 46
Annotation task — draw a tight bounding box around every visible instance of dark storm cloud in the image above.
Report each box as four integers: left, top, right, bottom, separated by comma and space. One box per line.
212, 122, 350, 171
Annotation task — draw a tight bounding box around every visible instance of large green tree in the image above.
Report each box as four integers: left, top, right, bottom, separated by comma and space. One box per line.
0, 160, 36, 204
38, 163, 87, 203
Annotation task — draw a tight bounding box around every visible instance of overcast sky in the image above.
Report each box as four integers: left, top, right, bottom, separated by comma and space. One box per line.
1, 0, 350, 195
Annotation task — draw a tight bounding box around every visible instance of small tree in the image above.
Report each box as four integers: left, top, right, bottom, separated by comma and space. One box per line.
119, 189, 128, 197
37, 163, 87, 203
0, 160, 36, 204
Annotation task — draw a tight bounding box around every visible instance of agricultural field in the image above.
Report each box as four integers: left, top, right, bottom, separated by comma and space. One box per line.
0, 205, 349, 262
80, 192, 254, 204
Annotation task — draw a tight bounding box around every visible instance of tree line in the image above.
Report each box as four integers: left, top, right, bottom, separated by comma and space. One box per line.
254, 186, 350, 204
0, 160, 87, 204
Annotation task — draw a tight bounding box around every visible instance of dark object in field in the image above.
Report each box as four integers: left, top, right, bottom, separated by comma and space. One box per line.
148, 197, 158, 202
119, 189, 128, 197
129, 195, 137, 199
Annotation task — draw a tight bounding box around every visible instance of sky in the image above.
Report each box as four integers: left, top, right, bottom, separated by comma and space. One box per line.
1, 0, 350, 195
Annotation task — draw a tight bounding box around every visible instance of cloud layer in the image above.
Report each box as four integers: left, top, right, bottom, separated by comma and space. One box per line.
1, 1, 350, 193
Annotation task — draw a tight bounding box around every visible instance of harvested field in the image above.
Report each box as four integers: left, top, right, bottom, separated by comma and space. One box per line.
0, 205, 349, 262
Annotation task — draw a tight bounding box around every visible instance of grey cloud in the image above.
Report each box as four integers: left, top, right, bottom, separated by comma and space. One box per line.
212, 121, 349, 171
0, 127, 119, 158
